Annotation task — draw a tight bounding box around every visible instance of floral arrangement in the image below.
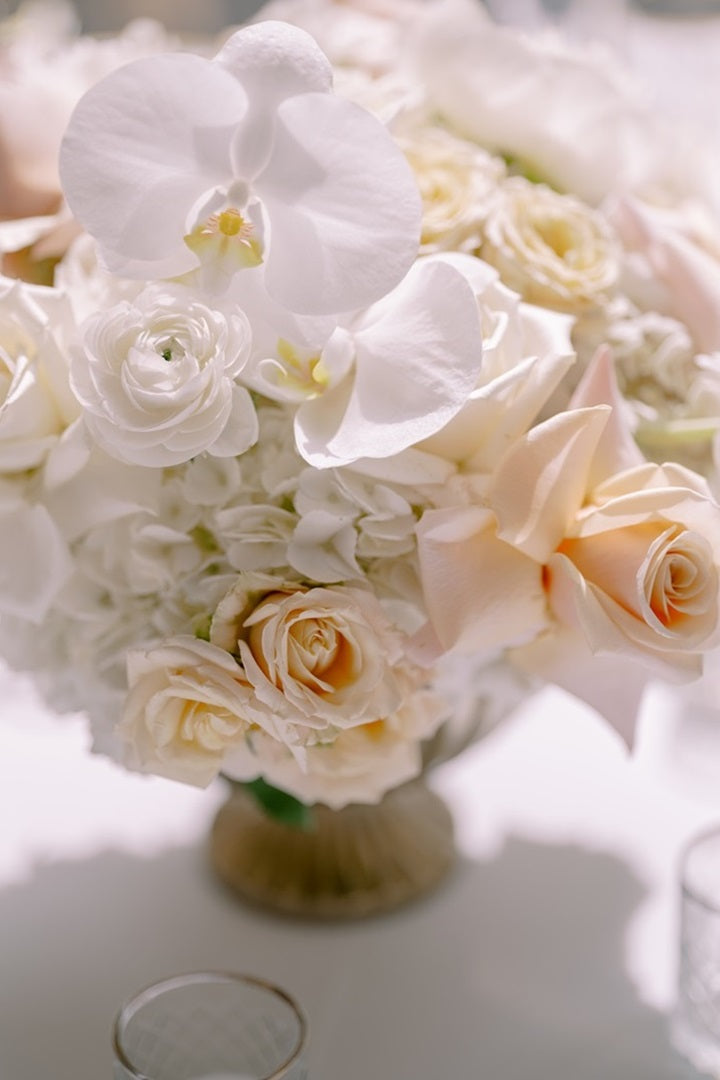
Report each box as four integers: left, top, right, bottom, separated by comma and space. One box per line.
3, 0, 720, 811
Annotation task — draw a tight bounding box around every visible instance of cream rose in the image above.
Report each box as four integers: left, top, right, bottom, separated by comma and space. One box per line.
224, 685, 446, 808
398, 125, 504, 254
71, 283, 257, 467
210, 577, 408, 729
481, 178, 618, 312
118, 636, 266, 787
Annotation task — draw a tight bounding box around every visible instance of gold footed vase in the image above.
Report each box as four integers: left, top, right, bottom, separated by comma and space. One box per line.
209, 662, 528, 918
209, 777, 455, 919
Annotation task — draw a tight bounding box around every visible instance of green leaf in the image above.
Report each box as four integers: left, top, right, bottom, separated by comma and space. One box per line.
243, 777, 315, 830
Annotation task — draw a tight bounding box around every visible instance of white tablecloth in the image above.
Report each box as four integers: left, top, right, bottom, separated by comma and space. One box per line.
1, 662, 719, 1079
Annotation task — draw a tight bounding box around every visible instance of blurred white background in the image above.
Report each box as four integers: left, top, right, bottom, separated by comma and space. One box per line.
8, 0, 715, 149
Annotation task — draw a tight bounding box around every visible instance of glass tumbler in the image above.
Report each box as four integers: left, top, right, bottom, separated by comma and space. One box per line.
672, 825, 720, 1076
112, 972, 308, 1080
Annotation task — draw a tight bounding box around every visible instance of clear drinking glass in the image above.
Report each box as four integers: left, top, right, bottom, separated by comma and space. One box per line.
112, 972, 308, 1080
672, 825, 720, 1076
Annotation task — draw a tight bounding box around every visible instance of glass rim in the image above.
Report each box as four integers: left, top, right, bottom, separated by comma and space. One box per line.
679, 822, 720, 913
112, 970, 308, 1080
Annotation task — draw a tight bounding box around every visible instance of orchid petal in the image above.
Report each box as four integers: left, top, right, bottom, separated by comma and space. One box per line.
218, 21, 333, 180
295, 260, 482, 466
59, 54, 247, 278
491, 406, 610, 563
258, 91, 421, 314
216, 21, 333, 100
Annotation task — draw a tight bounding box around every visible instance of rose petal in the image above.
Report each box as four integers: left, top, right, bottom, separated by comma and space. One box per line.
491, 406, 610, 563
416, 505, 547, 653
509, 626, 653, 746
568, 344, 645, 488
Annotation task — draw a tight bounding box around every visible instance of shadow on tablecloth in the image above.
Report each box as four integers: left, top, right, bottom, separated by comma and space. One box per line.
0, 835, 708, 1080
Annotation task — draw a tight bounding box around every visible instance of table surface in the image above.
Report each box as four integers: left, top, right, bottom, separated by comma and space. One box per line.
2, 660, 720, 1080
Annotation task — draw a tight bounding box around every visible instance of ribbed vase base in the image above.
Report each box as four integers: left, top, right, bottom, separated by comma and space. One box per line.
209, 779, 455, 919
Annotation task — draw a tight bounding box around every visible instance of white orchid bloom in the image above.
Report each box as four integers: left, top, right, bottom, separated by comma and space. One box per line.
251, 257, 484, 468
58, 21, 421, 316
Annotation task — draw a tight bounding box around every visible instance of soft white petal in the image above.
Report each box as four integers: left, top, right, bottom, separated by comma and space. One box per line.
207, 385, 259, 458
296, 260, 482, 466
59, 54, 246, 277
0, 504, 72, 622
218, 21, 333, 180
42, 417, 92, 489
259, 91, 421, 314
423, 351, 574, 468
287, 510, 362, 582
410, 0, 677, 206
43, 448, 163, 541
347, 447, 456, 488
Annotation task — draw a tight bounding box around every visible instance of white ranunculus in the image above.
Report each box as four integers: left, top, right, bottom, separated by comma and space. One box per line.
398, 124, 505, 254
481, 178, 618, 312
71, 283, 257, 468
0, 275, 78, 472
59, 21, 421, 315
